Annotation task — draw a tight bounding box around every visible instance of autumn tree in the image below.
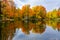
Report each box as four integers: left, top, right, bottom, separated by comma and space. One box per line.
46, 9, 58, 27
1, 0, 16, 20
47, 9, 58, 20
21, 5, 30, 20
57, 8, 60, 18
32, 5, 46, 19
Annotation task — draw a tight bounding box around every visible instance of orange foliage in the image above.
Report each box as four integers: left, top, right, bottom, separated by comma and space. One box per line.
29, 8, 35, 17
32, 5, 46, 18
57, 8, 60, 17
57, 22, 60, 29
29, 22, 36, 30
32, 27, 45, 34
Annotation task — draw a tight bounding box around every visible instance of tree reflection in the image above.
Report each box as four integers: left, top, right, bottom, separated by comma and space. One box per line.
21, 21, 30, 35
46, 18, 60, 32
57, 22, 60, 31
31, 20, 46, 34
1, 21, 16, 40
1, 19, 60, 40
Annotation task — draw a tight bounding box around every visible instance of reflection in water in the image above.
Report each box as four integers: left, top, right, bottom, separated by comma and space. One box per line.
46, 19, 60, 31
1, 21, 16, 40
0, 19, 60, 40
56, 22, 60, 31
32, 21, 46, 34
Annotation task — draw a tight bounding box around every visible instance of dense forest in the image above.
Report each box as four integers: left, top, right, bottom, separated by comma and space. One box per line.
0, 1, 60, 21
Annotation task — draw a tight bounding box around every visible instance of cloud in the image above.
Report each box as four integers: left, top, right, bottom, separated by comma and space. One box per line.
12, 27, 60, 40
13, 0, 60, 11
13, 0, 24, 8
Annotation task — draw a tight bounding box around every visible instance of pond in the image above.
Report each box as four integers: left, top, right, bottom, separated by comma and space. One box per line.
0, 20, 60, 40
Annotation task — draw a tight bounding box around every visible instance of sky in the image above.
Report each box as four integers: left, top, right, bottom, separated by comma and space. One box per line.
13, 0, 60, 11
